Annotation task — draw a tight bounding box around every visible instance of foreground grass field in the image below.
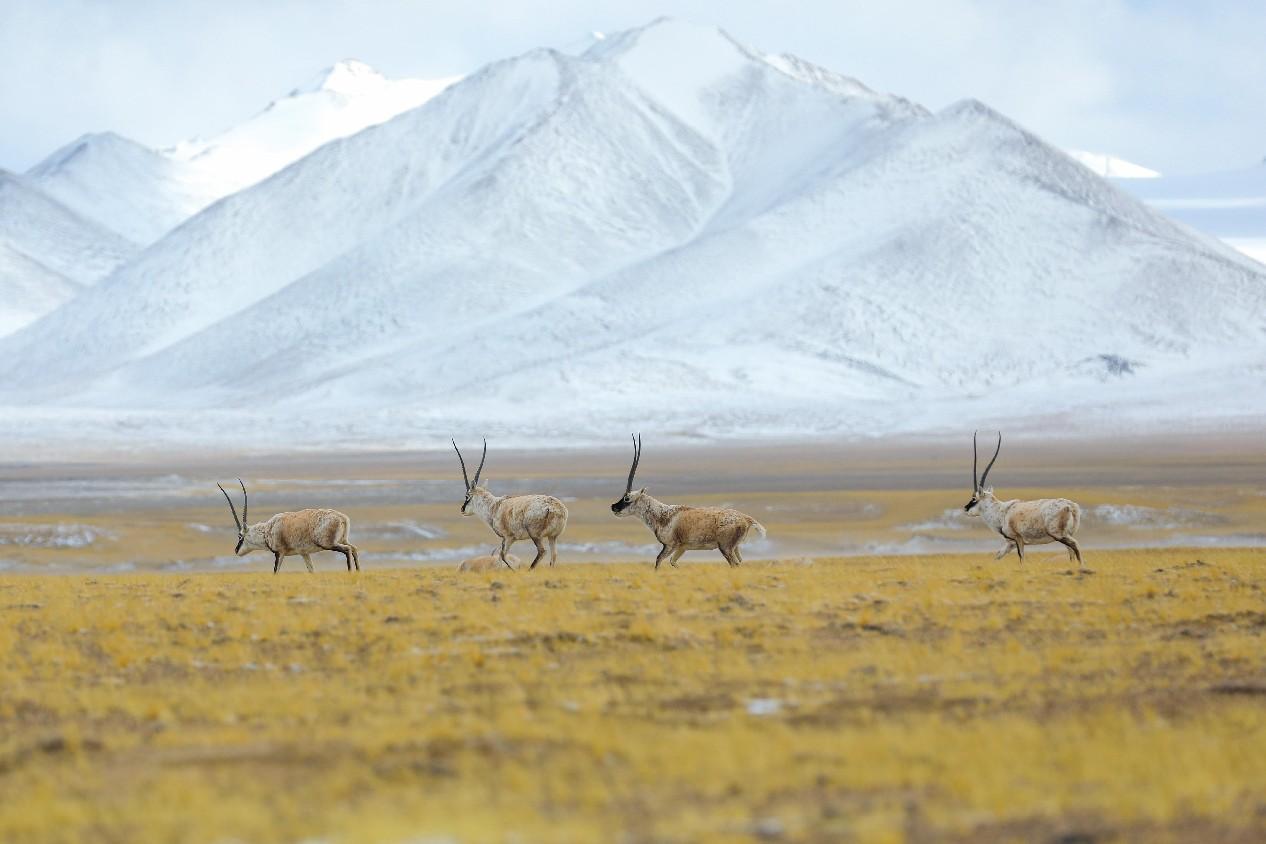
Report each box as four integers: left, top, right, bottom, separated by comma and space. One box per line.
3, 549, 1266, 842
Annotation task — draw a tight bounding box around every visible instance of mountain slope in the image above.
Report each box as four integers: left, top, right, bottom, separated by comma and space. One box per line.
0, 171, 133, 335
0, 243, 83, 337
0, 19, 1263, 447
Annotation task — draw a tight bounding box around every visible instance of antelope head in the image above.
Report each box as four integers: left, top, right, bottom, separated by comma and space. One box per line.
452, 438, 488, 515
218, 478, 265, 555
610, 434, 646, 516
964, 431, 1002, 514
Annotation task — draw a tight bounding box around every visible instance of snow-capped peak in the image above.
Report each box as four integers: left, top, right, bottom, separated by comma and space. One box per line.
165, 61, 460, 197
25, 132, 208, 244
28, 132, 151, 178
584, 17, 747, 65
293, 58, 389, 97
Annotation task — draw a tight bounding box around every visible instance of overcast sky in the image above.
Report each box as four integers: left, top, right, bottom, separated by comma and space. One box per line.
2, 0, 1263, 175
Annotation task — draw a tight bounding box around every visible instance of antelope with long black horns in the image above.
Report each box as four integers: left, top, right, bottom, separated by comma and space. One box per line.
217, 479, 360, 573
611, 435, 766, 569
963, 432, 1084, 567
452, 439, 568, 571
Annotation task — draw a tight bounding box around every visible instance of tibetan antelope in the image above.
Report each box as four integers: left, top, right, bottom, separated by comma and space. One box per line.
452, 439, 568, 571
217, 479, 360, 573
610, 435, 766, 569
963, 432, 1084, 567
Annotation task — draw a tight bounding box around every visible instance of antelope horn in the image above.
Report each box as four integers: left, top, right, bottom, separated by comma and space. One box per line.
452, 439, 471, 490
978, 432, 1002, 489
217, 482, 242, 532
625, 433, 642, 494
972, 430, 979, 490
472, 438, 488, 486
238, 478, 248, 526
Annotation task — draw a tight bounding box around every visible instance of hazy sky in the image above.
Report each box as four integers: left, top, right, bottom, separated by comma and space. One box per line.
2, 0, 1263, 175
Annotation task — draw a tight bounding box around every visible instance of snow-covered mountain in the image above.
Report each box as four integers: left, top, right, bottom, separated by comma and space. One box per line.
0, 19, 1263, 452
0, 171, 134, 335
25, 60, 459, 246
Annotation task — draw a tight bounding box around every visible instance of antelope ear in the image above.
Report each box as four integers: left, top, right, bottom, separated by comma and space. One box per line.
637, 487, 646, 496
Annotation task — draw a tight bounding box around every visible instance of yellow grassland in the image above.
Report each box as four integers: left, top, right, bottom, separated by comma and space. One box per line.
2, 549, 1266, 842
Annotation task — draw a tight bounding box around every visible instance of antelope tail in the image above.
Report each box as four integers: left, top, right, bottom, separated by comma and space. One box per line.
1066, 502, 1082, 535
746, 519, 767, 541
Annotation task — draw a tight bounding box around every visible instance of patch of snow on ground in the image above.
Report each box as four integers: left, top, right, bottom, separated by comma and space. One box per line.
0, 524, 114, 548
1087, 504, 1224, 529
903, 508, 973, 532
